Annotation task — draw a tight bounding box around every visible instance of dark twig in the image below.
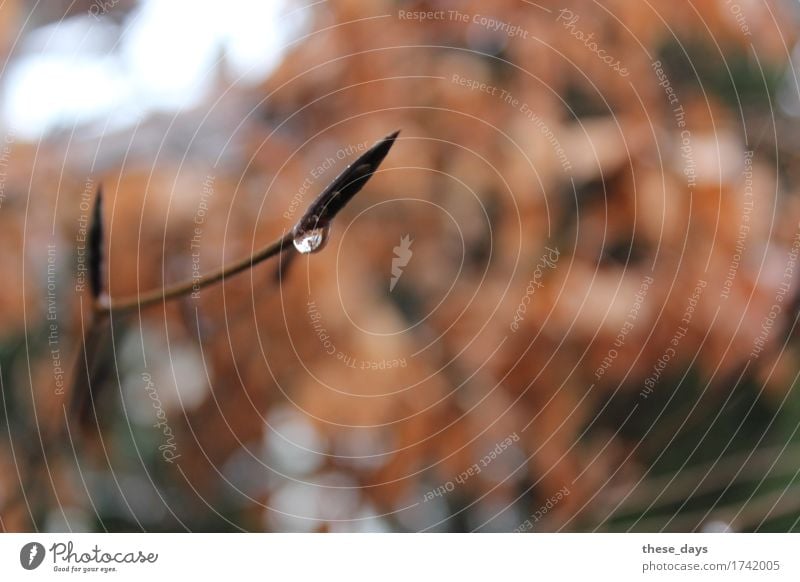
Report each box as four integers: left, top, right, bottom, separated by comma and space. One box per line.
96, 130, 399, 316
294, 130, 400, 235
88, 186, 105, 301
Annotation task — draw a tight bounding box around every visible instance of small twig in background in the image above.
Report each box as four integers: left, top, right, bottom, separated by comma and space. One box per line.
88, 185, 105, 304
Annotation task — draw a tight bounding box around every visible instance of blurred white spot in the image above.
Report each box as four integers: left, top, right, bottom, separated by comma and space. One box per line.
1, 0, 307, 138
44, 507, 92, 532
476, 441, 526, 485
118, 474, 167, 523
266, 472, 361, 532
395, 487, 450, 531
332, 427, 394, 471
681, 132, 742, 186
267, 481, 320, 532
702, 520, 733, 533
222, 443, 274, 500
466, 500, 521, 532
329, 503, 393, 533
120, 327, 209, 424
263, 406, 326, 476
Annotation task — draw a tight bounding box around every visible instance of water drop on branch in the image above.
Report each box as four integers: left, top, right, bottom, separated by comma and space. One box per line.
293, 226, 329, 254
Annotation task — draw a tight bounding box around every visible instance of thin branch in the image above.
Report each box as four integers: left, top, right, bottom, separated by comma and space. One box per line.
94, 130, 400, 316
98, 231, 294, 315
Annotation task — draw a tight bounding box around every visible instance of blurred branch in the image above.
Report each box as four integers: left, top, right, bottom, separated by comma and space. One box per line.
616, 480, 800, 532
600, 443, 800, 518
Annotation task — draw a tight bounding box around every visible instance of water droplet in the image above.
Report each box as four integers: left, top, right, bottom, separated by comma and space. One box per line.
293, 226, 329, 254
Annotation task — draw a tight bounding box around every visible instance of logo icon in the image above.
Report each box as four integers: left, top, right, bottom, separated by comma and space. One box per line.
20, 542, 45, 570
390, 235, 413, 292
